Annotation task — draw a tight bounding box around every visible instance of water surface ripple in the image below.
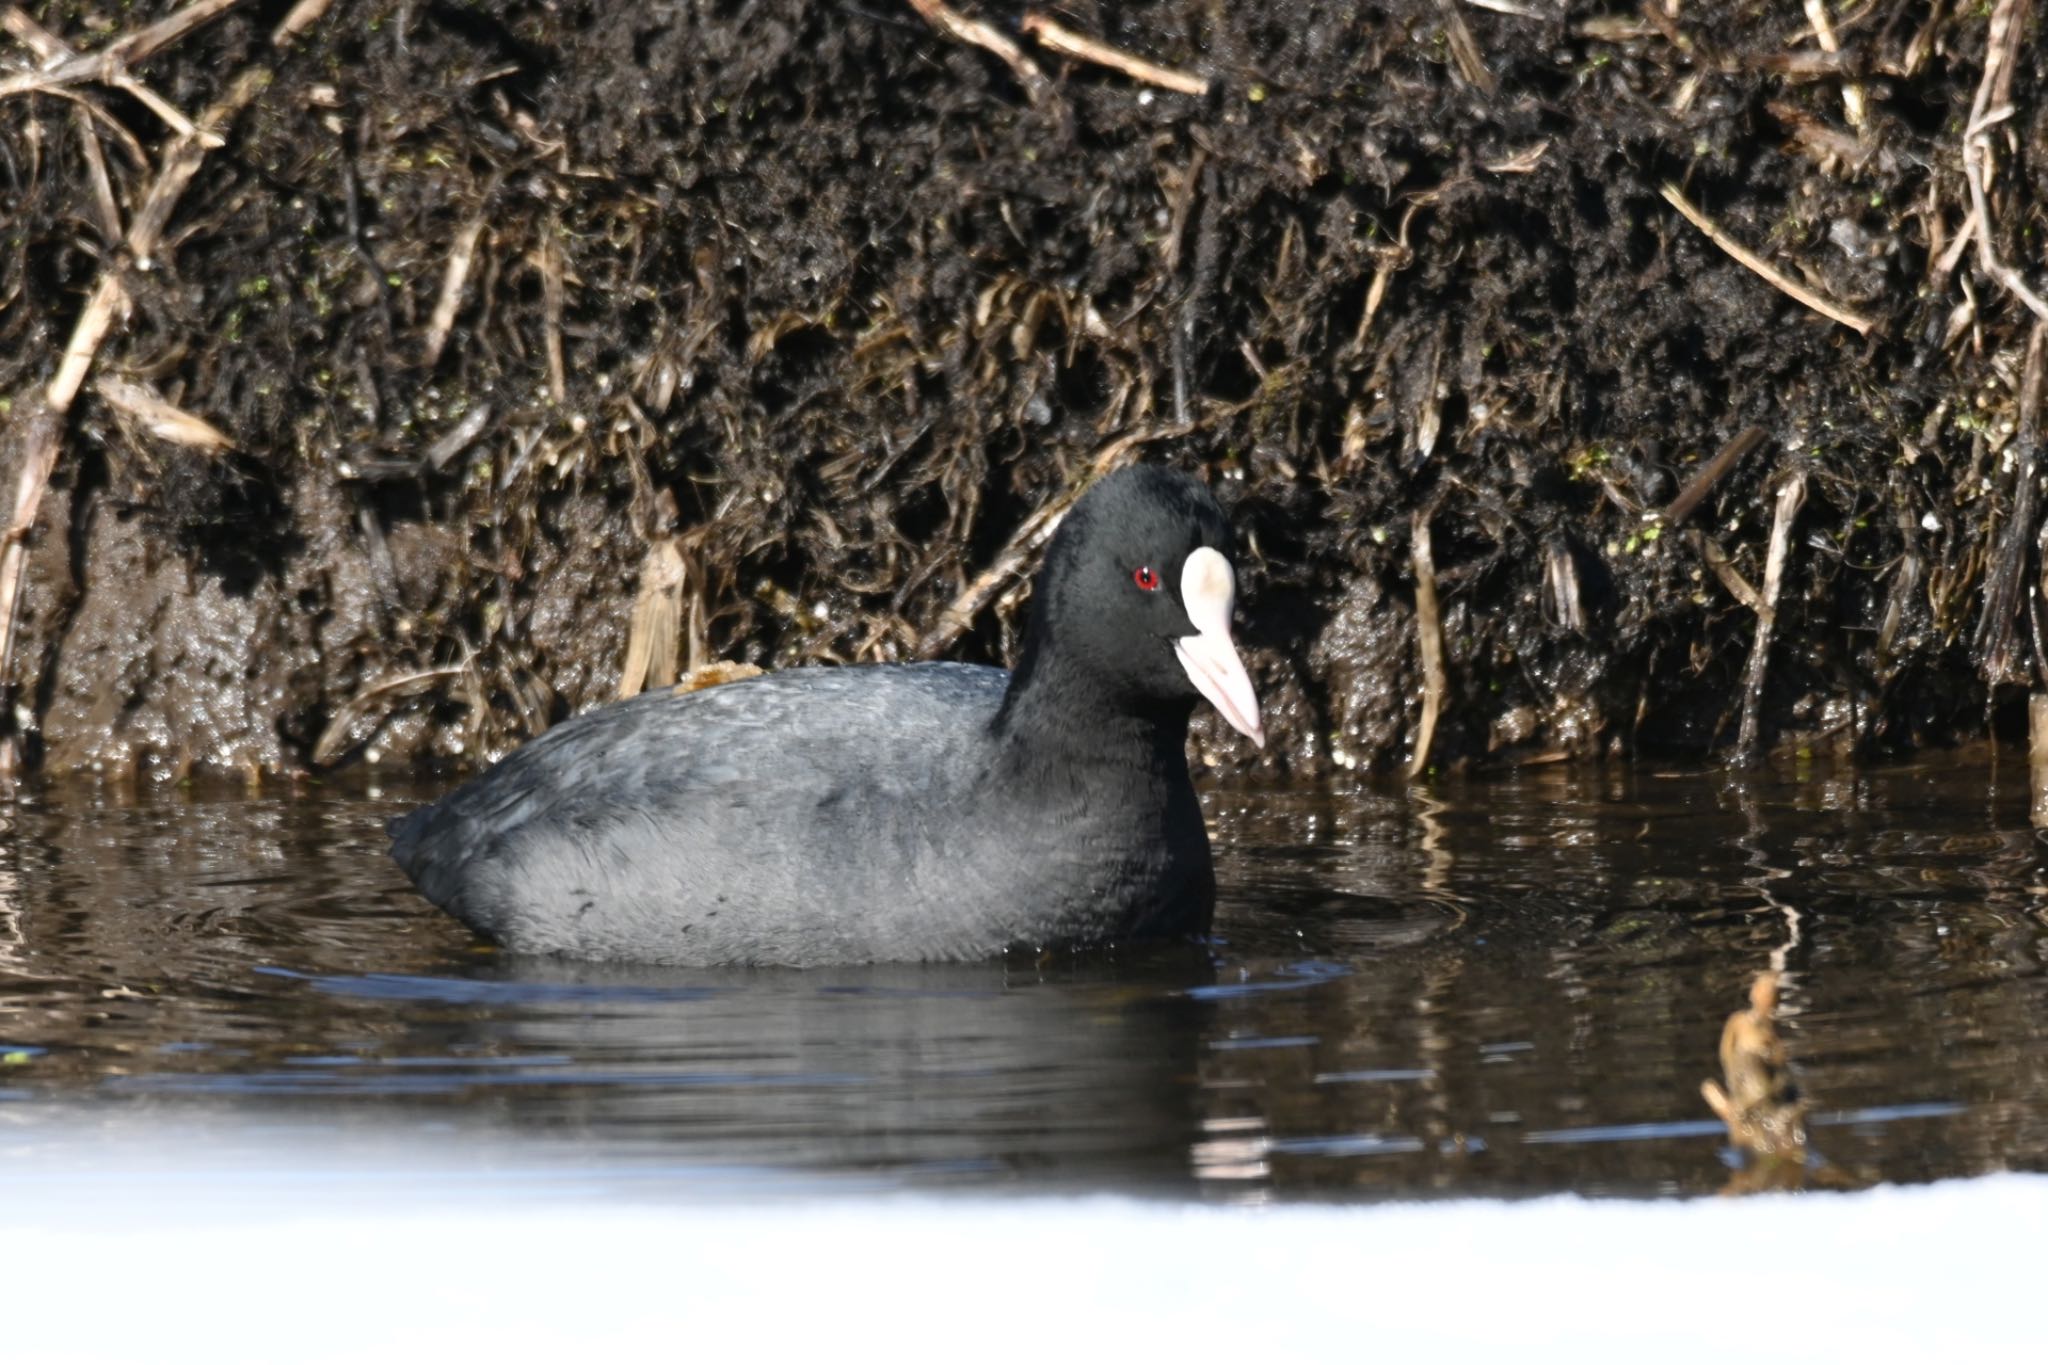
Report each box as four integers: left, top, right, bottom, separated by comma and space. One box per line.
1, 757, 2043, 1198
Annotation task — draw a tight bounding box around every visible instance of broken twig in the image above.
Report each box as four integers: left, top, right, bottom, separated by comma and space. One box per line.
0, 0, 245, 142
1, 4, 210, 144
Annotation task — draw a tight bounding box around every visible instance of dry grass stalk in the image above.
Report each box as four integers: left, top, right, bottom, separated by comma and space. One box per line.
1482, 140, 1549, 174
2029, 693, 2048, 827
102, 0, 247, 67
105, 69, 206, 144
270, 0, 334, 49
1800, 0, 1866, 129
1162, 147, 1207, 275
312, 667, 467, 765
0, 0, 241, 143
539, 225, 567, 404
1574, 15, 1654, 40
1407, 512, 1447, 779
1660, 182, 1876, 334
1693, 532, 1765, 615
1434, 0, 1498, 96
4, 9, 199, 151
0, 66, 269, 774
1350, 202, 1422, 353
1735, 471, 1808, 761
424, 216, 488, 367
1962, 0, 2048, 324
1018, 13, 1209, 97
422, 403, 491, 470
0, 5, 60, 57
1543, 538, 1583, 632
92, 375, 234, 452
71, 105, 120, 242
905, 0, 1053, 104
1934, 206, 1980, 283
1900, 0, 1946, 77
619, 539, 688, 699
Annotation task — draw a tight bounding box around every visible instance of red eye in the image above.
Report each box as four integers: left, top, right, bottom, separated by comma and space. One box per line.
1133, 565, 1161, 592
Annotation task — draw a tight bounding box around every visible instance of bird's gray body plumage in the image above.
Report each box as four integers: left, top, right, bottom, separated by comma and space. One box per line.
389, 663, 1211, 965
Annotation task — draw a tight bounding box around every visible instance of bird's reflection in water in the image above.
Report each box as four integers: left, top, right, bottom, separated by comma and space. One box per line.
446, 947, 1215, 1184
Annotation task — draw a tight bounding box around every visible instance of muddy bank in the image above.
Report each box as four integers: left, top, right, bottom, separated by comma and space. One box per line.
2, 0, 2044, 778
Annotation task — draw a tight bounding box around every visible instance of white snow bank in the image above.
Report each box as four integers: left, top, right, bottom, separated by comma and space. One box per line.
1, 1125, 2036, 1363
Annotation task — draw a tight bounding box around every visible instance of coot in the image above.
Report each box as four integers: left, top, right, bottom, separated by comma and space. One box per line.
389, 464, 1263, 965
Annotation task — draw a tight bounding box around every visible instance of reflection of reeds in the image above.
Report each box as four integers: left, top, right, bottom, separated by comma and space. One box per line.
1701, 972, 1807, 1158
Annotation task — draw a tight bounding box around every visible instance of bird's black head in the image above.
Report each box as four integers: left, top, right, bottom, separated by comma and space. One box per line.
1000, 464, 1262, 747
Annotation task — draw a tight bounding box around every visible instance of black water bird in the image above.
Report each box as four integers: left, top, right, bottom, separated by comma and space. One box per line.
389, 465, 1264, 965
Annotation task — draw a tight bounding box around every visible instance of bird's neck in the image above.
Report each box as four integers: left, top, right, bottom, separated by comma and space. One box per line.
991, 652, 1193, 783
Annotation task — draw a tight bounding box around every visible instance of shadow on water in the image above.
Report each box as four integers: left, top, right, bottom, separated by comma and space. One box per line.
0, 754, 2044, 1199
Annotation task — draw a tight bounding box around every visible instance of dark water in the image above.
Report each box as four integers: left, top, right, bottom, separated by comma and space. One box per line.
2, 756, 2044, 1199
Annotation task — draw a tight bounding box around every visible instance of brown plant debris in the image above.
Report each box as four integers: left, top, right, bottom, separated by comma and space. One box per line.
3, 1, 2048, 778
